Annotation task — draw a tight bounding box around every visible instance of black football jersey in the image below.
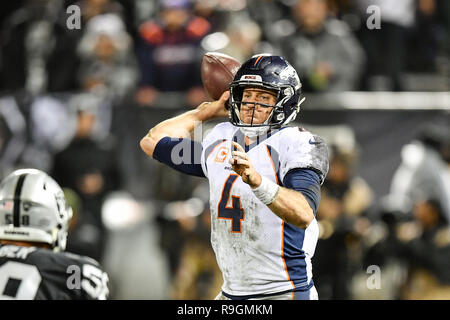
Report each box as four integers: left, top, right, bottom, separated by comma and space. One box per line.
0, 244, 109, 300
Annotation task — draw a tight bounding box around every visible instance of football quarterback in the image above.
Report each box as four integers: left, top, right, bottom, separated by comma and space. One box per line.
141, 54, 329, 300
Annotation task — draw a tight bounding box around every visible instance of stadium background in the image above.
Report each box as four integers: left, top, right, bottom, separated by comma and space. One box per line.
0, 0, 449, 299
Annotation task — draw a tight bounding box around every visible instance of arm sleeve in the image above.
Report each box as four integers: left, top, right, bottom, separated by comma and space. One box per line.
153, 136, 206, 178
283, 168, 322, 215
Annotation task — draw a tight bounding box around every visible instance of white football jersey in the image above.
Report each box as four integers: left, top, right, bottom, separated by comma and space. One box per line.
201, 122, 329, 297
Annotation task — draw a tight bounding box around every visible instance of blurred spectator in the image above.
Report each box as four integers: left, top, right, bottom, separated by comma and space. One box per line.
356, 0, 415, 91
133, 0, 159, 28
51, 101, 122, 260
352, 202, 408, 300
0, 0, 63, 94
74, 0, 125, 23
100, 191, 170, 299
25, 95, 76, 172
359, 121, 450, 299
110, 105, 167, 200
192, 0, 228, 32
46, 20, 84, 92
397, 198, 450, 299
77, 13, 138, 100
326, 0, 356, 18
387, 121, 450, 223
0, 97, 27, 179
64, 187, 104, 261
220, 13, 262, 62
135, 0, 210, 108
362, 197, 450, 299
314, 142, 374, 299
49, 0, 128, 93
246, 0, 294, 43
0, 0, 130, 94
322, 143, 374, 218
155, 166, 206, 278
167, 187, 222, 299
0, 1, 25, 30
24, 92, 113, 171
406, 0, 450, 74
280, 0, 365, 92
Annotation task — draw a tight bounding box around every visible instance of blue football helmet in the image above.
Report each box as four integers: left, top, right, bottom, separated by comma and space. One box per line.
228, 54, 304, 136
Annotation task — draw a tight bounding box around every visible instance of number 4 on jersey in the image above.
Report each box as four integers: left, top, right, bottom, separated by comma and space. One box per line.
218, 174, 245, 233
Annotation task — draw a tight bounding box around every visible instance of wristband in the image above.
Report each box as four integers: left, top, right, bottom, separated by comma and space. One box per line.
251, 176, 280, 205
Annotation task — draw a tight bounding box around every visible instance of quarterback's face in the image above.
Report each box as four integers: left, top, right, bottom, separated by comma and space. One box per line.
240, 88, 277, 125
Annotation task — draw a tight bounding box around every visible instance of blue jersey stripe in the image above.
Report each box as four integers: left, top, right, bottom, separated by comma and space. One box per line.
283, 221, 309, 289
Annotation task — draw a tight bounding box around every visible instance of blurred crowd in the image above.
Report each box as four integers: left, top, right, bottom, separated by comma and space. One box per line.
1, 0, 449, 97
0, 0, 449, 299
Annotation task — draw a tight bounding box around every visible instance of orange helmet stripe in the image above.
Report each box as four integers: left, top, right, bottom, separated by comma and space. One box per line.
253, 55, 263, 67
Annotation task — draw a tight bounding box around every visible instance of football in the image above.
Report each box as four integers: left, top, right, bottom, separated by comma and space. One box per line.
201, 52, 241, 101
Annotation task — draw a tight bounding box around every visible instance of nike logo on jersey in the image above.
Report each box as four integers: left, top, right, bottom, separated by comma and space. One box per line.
309, 138, 321, 145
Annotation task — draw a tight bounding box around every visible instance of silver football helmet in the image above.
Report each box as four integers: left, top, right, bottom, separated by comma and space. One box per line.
0, 169, 73, 251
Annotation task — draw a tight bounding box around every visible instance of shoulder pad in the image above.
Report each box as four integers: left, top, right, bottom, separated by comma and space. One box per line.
278, 127, 329, 184
62, 251, 101, 267
304, 133, 329, 183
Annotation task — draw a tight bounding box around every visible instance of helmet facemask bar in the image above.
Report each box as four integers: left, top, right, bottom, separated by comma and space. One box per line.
229, 81, 299, 130
234, 101, 276, 127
